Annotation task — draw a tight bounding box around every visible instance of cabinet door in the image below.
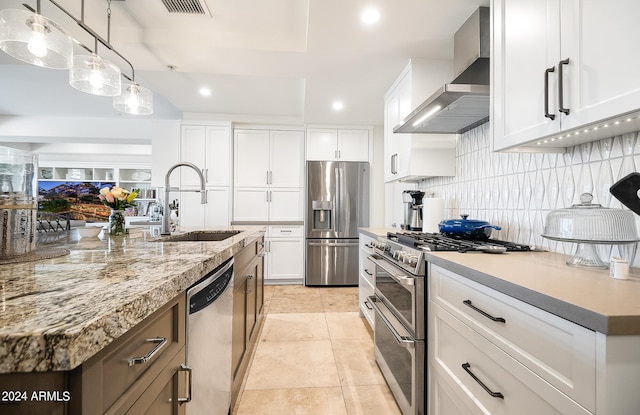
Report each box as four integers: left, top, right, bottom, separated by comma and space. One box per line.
204, 187, 230, 227
180, 126, 207, 187
234, 130, 270, 187
560, 0, 640, 131
233, 189, 269, 222
306, 129, 338, 161
125, 349, 186, 415
384, 91, 400, 182
492, 0, 562, 151
179, 187, 229, 229
338, 129, 369, 161
204, 126, 231, 186
270, 130, 304, 187
267, 238, 304, 282
245, 262, 258, 343
269, 189, 304, 222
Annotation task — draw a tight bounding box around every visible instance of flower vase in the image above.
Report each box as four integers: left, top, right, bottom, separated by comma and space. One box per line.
109, 209, 126, 236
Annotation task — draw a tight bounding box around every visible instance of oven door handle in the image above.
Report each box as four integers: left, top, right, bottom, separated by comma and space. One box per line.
368, 296, 415, 349
369, 255, 415, 286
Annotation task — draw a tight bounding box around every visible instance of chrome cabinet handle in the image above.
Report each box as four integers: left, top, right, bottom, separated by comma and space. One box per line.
544, 66, 556, 120
463, 300, 506, 323
391, 154, 398, 174
462, 363, 504, 399
128, 337, 167, 366
178, 364, 192, 403
558, 58, 570, 115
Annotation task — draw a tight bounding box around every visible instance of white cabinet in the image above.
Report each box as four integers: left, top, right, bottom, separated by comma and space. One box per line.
233, 128, 305, 223
428, 263, 640, 415
178, 187, 230, 229
265, 225, 304, 284
181, 125, 231, 186
234, 129, 304, 188
179, 123, 232, 229
430, 265, 596, 411
358, 232, 376, 328
492, 0, 640, 151
306, 128, 370, 162
233, 188, 303, 222
383, 60, 456, 182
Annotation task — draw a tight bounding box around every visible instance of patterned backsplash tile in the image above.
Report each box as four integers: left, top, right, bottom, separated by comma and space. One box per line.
419, 122, 640, 266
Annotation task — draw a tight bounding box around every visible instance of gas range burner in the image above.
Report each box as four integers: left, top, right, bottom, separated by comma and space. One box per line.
387, 232, 533, 252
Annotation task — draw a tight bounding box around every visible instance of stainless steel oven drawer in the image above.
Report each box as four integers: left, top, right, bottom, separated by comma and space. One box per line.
369, 295, 424, 415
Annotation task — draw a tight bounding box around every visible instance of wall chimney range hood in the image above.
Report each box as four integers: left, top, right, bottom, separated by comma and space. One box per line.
394, 7, 490, 135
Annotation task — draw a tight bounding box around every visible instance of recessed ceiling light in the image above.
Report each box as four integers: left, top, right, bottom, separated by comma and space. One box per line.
361, 8, 380, 24
332, 101, 344, 111
199, 87, 211, 97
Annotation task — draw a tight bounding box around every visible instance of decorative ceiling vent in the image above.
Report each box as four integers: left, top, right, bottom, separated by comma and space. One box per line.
161, 0, 208, 14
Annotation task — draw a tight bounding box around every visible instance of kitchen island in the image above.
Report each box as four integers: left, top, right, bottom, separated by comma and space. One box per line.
0, 225, 265, 414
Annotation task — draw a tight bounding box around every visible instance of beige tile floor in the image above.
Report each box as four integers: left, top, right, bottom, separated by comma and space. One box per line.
233, 285, 402, 415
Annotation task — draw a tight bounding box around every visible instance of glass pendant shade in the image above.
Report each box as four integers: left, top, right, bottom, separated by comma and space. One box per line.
113, 82, 153, 115
0, 9, 72, 69
69, 53, 121, 96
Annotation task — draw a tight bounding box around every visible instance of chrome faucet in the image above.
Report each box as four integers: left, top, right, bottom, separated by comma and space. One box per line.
162, 162, 207, 235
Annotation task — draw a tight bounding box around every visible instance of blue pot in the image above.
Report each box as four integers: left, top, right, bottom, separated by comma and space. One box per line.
438, 214, 501, 239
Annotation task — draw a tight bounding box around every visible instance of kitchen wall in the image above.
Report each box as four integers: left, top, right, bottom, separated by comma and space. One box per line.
419, 122, 640, 265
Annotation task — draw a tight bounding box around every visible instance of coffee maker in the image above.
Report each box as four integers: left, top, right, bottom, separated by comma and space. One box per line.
401, 190, 425, 231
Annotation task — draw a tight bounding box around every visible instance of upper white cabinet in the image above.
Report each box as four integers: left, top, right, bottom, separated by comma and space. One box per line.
384, 60, 456, 182
233, 128, 305, 222
234, 129, 304, 188
492, 0, 640, 151
181, 124, 231, 187
306, 128, 370, 162
179, 123, 232, 228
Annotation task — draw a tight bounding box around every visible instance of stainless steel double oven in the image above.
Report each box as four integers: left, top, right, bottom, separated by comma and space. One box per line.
368, 237, 426, 415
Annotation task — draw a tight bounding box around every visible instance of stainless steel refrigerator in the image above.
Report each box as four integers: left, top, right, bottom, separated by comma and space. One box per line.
306, 161, 369, 286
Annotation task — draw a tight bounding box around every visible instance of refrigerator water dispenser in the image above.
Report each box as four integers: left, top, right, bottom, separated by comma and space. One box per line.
311, 200, 333, 230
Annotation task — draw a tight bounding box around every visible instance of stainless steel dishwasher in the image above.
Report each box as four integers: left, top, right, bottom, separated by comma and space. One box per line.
186, 257, 234, 415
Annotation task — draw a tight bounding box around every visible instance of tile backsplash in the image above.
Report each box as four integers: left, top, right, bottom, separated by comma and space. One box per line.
419, 122, 640, 266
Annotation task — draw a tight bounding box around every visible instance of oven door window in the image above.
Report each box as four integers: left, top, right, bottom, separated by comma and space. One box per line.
375, 261, 414, 329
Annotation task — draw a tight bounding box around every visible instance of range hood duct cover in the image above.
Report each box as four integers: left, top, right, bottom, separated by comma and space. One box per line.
394, 7, 490, 135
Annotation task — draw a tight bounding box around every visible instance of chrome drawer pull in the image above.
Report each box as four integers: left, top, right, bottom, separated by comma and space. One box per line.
128, 337, 168, 367
462, 362, 504, 399
178, 364, 193, 403
463, 300, 506, 323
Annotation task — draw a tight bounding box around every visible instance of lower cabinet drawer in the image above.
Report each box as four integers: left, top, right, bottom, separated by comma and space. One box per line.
125, 346, 187, 415
432, 304, 592, 415
358, 275, 374, 328
430, 264, 596, 411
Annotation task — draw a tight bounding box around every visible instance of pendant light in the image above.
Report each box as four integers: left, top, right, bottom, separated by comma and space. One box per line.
69, 41, 121, 96
113, 81, 153, 115
0, 5, 72, 69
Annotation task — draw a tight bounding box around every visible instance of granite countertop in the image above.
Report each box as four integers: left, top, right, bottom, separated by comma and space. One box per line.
0, 225, 265, 374
358, 228, 640, 335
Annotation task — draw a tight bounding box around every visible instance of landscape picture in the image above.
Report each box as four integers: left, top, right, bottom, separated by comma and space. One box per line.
38, 181, 113, 222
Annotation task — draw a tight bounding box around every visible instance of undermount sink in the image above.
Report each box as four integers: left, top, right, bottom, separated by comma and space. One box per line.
161, 230, 242, 242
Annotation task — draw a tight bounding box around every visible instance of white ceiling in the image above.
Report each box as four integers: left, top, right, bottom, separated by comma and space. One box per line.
0, 0, 489, 125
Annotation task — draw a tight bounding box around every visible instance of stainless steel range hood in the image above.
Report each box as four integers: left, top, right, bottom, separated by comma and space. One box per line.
394, 7, 490, 135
